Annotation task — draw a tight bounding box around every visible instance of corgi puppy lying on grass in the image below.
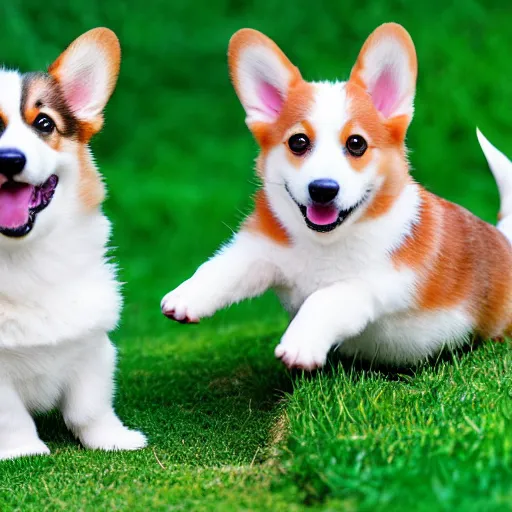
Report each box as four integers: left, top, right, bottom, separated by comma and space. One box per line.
162, 23, 512, 371
0, 29, 146, 460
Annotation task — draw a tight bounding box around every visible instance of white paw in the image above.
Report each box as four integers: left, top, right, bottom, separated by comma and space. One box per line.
80, 424, 147, 452
160, 281, 205, 323
0, 439, 50, 460
275, 329, 331, 371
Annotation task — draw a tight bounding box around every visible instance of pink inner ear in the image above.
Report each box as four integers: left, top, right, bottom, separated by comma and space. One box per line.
371, 69, 399, 118
258, 81, 284, 120
63, 69, 94, 114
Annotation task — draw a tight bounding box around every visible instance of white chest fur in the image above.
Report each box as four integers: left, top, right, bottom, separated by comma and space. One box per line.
0, 212, 120, 350
0, 337, 110, 412
271, 183, 420, 316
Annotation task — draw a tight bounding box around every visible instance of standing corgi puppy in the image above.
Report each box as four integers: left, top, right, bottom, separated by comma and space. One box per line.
0, 29, 146, 460
161, 23, 512, 370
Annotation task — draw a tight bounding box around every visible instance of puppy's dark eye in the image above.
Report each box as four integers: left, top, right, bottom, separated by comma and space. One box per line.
346, 135, 368, 157
0, 118, 5, 134
32, 113, 56, 135
288, 133, 311, 155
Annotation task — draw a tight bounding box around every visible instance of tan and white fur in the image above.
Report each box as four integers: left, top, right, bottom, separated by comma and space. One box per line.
161, 24, 512, 371
0, 29, 146, 460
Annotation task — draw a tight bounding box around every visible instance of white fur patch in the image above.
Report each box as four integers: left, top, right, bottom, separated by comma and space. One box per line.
341, 306, 473, 364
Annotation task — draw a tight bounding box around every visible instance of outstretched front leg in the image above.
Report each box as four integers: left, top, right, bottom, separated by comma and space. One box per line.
161, 232, 280, 323
275, 280, 375, 370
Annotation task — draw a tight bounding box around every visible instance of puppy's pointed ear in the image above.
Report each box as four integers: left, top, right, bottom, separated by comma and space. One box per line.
49, 28, 121, 134
228, 29, 302, 127
349, 23, 417, 125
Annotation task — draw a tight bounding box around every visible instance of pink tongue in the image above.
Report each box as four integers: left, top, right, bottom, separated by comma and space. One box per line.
306, 204, 339, 226
0, 183, 35, 228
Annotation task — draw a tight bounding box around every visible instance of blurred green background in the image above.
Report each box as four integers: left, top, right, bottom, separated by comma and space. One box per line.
2, 1, 512, 509
3, 0, 510, 341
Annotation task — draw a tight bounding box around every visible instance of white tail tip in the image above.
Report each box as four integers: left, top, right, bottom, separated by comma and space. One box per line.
476, 128, 511, 180
477, 128, 512, 220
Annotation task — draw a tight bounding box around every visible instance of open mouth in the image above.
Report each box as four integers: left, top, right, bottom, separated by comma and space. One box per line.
286, 184, 370, 233
0, 175, 58, 238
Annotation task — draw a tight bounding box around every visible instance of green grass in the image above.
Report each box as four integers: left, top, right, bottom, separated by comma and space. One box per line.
1, 0, 512, 509
3, 335, 512, 510
284, 344, 512, 510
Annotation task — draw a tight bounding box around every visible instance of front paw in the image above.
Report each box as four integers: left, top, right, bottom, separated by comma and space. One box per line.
160, 284, 202, 324
0, 439, 50, 460
275, 329, 331, 371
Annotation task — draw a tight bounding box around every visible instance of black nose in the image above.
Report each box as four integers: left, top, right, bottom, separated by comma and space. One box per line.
0, 149, 26, 178
308, 179, 340, 204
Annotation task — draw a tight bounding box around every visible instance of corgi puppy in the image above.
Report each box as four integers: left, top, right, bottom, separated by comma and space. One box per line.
161, 23, 512, 371
0, 29, 146, 460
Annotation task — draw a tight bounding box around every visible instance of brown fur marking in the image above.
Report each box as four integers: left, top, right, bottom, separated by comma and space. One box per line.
244, 189, 289, 245
393, 187, 512, 337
